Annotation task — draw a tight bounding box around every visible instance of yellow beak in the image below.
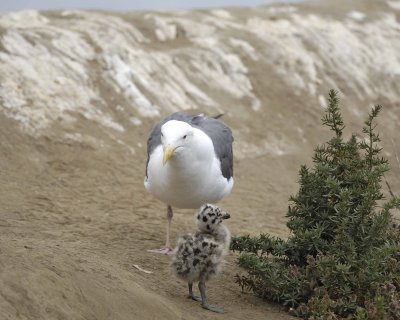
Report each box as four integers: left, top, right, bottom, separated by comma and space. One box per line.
162, 145, 174, 165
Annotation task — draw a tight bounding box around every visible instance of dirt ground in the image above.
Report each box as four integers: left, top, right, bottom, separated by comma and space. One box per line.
1, 94, 399, 319
0, 109, 304, 320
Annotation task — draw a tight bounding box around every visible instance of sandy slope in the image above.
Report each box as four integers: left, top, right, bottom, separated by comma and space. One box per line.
1, 0, 399, 319
0, 111, 298, 320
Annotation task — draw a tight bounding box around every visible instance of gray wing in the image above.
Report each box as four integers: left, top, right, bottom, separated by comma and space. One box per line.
145, 112, 234, 181
191, 115, 234, 181
145, 112, 194, 177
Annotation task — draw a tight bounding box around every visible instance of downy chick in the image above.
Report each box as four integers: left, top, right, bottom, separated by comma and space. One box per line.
171, 204, 231, 313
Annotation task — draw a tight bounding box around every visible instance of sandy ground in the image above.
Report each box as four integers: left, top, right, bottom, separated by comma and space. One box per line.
0, 110, 302, 320
1, 98, 399, 319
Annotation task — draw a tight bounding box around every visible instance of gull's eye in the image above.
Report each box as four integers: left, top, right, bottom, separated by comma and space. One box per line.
183, 135, 187, 139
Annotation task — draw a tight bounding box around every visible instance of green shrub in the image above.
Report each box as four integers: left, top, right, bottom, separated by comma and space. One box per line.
231, 90, 400, 319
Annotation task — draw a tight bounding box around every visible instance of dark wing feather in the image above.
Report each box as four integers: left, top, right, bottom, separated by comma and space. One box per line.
191, 115, 234, 180
145, 112, 234, 180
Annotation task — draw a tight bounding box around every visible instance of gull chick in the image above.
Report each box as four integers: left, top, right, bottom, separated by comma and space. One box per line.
171, 204, 231, 313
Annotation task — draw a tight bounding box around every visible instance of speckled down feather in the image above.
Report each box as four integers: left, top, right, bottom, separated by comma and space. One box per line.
171, 204, 231, 283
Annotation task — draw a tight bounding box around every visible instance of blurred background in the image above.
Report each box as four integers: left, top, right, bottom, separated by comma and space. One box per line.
0, 0, 302, 11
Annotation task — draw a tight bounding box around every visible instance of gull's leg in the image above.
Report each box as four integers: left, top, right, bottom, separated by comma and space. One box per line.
165, 205, 173, 249
147, 205, 174, 254
198, 277, 224, 313
188, 282, 201, 301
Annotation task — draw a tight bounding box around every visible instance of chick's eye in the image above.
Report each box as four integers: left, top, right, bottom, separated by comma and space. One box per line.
183, 135, 187, 139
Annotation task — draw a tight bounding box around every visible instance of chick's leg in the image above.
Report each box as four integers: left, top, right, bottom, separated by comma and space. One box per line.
188, 282, 201, 301
198, 277, 224, 313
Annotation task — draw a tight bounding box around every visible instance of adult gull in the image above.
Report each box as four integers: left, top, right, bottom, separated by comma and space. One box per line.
144, 112, 234, 254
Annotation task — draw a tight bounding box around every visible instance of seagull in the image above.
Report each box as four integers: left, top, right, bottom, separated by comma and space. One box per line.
144, 112, 234, 254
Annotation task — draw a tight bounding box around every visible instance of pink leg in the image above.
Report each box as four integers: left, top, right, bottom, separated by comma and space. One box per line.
165, 205, 173, 249
148, 205, 174, 254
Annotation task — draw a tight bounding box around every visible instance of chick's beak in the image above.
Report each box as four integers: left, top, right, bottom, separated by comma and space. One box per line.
222, 212, 231, 220
162, 145, 174, 165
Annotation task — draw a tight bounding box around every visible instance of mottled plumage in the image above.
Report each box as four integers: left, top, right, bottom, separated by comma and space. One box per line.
171, 204, 231, 313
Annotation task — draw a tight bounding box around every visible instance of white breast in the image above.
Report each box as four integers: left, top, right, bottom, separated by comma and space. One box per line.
144, 128, 233, 208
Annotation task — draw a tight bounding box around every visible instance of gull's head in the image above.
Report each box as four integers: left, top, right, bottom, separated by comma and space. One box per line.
161, 120, 194, 165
